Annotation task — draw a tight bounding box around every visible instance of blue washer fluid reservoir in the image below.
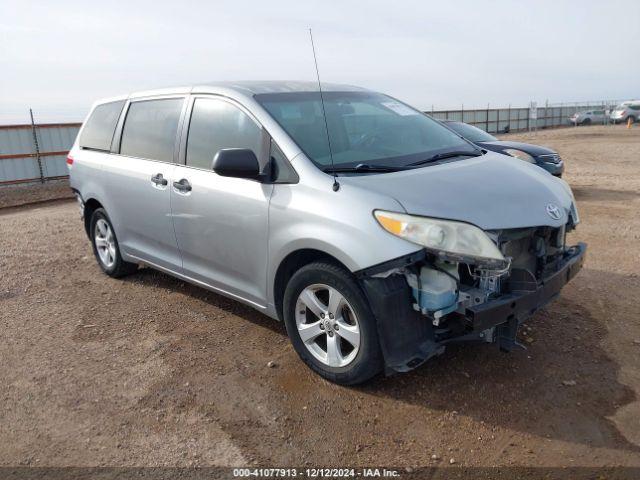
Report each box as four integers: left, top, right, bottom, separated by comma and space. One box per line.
406, 266, 458, 312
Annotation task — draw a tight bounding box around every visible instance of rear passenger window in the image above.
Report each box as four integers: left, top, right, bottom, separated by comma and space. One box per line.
79, 101, 125, 151
186, 98, 263, 170
120, 98, 183, 162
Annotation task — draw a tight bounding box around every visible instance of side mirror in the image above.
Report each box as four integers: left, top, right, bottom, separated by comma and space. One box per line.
212, 148, 261, 180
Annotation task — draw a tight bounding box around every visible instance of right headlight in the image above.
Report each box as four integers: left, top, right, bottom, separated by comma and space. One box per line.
503, 148, 535, 163
374, 210, 506, 267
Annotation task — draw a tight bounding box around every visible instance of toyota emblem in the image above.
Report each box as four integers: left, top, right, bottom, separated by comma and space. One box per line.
546, 203, 562, 220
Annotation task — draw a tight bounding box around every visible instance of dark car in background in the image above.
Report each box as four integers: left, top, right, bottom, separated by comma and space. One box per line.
441, 120, 564, 177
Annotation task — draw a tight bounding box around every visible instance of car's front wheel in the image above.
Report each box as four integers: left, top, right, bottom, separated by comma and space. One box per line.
90, 208, 137, 278
283, 262, 383, 385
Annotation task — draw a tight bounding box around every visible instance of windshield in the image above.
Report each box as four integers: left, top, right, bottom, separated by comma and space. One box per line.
255, 91, 477, 169
444, 121, 497, 143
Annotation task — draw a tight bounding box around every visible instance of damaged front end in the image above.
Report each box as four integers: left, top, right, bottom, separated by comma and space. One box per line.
358, 219, 586, 374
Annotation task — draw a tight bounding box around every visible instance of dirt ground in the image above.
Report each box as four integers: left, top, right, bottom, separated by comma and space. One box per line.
0, 179, 74, 210
1, 125, 639, 472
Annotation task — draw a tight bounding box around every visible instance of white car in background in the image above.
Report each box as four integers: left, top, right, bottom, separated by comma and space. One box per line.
610, 101, 640, 124
569, 109, 606, 125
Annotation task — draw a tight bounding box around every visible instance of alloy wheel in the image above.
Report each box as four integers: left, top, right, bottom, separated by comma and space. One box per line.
295, 283, 361, 368
94, 218, 116, 269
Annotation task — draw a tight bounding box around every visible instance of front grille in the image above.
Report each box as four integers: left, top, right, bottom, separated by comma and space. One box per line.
538, 153, 561, 164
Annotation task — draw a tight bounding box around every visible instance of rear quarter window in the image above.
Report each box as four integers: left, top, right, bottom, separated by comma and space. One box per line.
79, 101, 125, 151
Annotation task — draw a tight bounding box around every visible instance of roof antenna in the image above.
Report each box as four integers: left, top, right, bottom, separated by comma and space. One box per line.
309, 28, 339, 192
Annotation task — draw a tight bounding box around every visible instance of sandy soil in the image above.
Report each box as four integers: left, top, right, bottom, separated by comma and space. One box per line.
0, 125, 639, 472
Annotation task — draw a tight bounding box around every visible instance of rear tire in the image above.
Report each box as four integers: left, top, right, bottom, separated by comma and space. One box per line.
89, 208, 137, 278
283, 262, 383, 385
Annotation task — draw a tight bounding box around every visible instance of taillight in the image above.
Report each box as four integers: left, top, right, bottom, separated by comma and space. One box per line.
66, 154, 74, 165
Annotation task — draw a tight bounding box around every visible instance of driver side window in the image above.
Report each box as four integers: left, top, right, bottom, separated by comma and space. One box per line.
186, 98, 263, 170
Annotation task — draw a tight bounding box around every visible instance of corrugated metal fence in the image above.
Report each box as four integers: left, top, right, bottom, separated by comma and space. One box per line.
429, 101, 617, 133
0, 123, 80, 185
0, 100, 619, 185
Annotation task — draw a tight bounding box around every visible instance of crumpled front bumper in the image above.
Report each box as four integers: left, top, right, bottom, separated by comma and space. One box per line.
359, 242, 586, 374
464, 242, 586, 333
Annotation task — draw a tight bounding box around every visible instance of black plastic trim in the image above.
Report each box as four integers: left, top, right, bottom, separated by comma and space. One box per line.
355, 250, 427, 278
359, 274, 442, 374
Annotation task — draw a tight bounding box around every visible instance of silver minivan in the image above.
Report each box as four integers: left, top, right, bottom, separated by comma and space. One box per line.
68, 81, 585, 385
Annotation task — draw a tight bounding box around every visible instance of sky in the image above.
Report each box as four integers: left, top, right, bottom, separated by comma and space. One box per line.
1, 0, 639, 123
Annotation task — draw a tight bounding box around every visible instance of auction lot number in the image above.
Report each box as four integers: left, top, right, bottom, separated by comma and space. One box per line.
233, 468, 400, 478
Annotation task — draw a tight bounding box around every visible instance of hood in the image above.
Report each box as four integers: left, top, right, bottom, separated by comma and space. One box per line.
340, 152, 573, 230
476, 140, 556, 156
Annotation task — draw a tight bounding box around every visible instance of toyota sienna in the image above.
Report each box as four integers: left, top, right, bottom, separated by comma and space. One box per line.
68, 81, 586, 385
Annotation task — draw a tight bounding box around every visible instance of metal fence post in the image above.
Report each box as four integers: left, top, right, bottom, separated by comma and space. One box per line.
544, 100, 548, 129
486, 103, 489, 132
29, 108, 45, 184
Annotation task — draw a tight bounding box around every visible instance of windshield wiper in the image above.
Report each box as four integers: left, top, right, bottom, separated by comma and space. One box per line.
322, 163, 405, 174
407, 150, 483, 167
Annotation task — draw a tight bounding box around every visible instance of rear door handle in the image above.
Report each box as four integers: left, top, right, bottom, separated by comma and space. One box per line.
151, 173, 168, 186
173, 178, 192, 193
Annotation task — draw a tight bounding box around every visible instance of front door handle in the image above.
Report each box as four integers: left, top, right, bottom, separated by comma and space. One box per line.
173, 178, 192, 193
151, 173, 168, 186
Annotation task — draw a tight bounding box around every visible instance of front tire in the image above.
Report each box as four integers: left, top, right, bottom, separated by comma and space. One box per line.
90, 208, 137, 278
283, 262, 383, 385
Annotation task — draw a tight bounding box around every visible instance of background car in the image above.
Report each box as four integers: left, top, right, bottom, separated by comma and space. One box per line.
441, 120, 564, 177
610, 101, 640, 123
569, 109, 606, 125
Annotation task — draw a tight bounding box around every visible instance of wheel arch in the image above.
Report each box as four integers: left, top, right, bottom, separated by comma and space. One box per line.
272, 248, 352, 322
83, 197, 105, 237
